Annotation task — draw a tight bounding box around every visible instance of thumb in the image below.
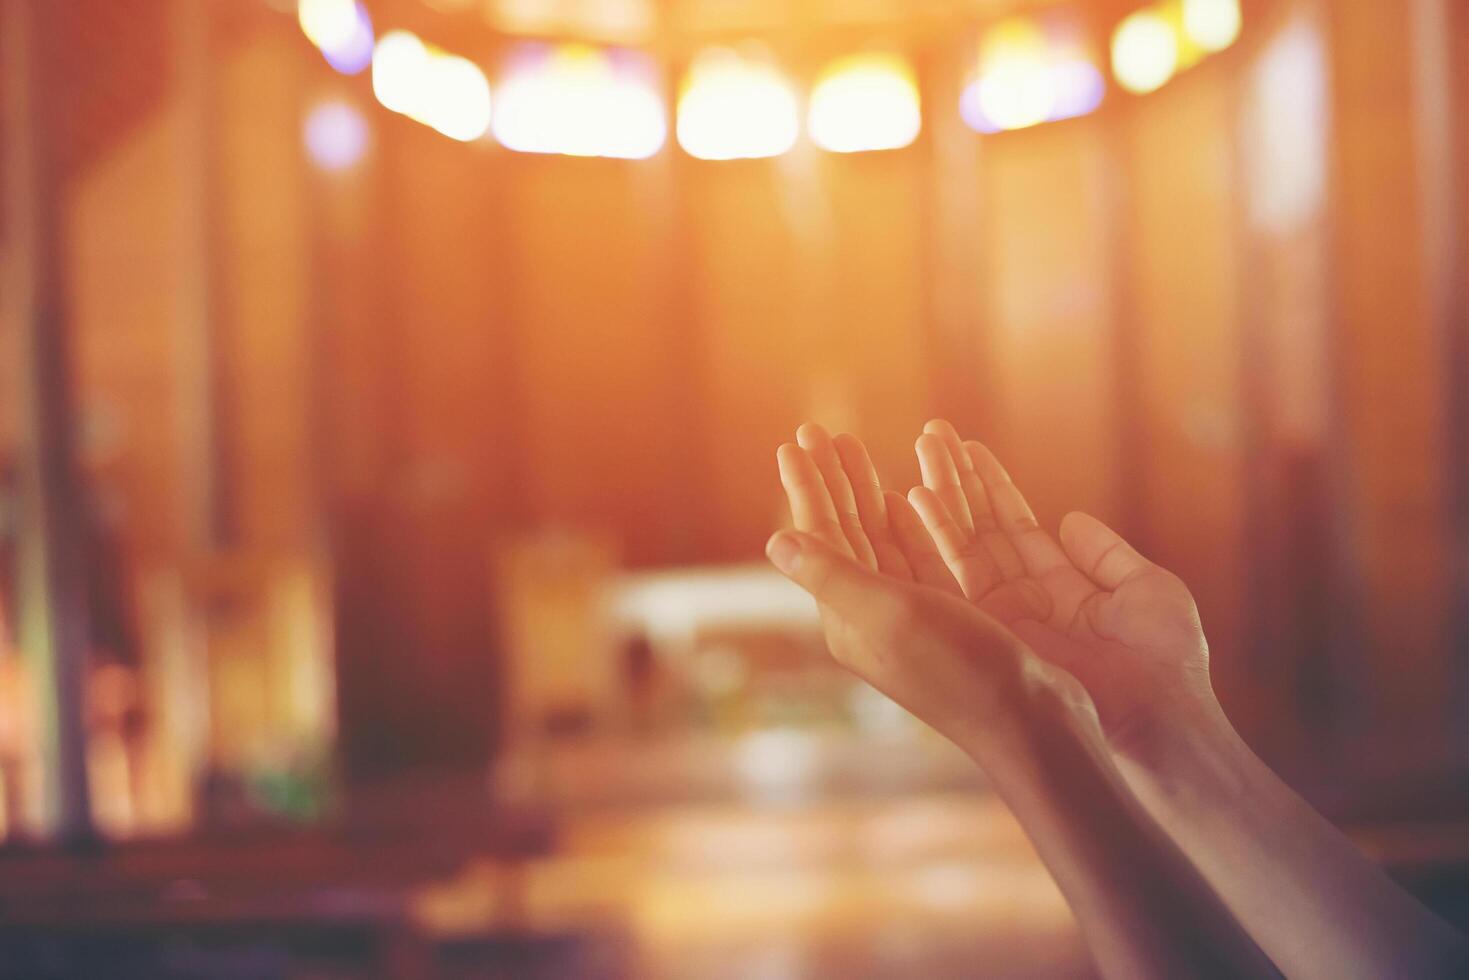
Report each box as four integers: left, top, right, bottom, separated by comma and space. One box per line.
766, 530, 899, 626
1058, 512, 1152, 590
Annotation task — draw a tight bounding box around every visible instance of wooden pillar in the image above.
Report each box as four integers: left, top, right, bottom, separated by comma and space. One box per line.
1324, 0, 1457, 780
1438, 0, 1469, 760
1, 0, 94, 843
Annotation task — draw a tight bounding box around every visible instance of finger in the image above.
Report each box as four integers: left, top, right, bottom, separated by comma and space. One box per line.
884, 491, 961, 594
909, 486, 1003, 602
777, 443, 853, 556
765, 530, 904, 629
833, 434, 914, 580
916, 432, 973, 534
975, 579, 1053, 627
1058, 512, 1152, 590
797, 423, 878, 568
925, 419, 998, 530
965, 441, 1070, 575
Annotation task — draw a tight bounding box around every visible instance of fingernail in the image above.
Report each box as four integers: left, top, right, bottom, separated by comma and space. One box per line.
766, 533, 802, 575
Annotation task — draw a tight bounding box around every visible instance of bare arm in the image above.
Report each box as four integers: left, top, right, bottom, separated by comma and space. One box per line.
908, 419, 1468, 980
1119, 699, 1468, 980
771, 426, 1276, 979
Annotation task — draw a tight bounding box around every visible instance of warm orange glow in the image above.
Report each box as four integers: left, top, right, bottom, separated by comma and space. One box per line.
807, 53, 921, 154
676, 48, 800, 160
1112, 9, 1179, 95
371, 30, 492, 142
491, 44, 665, 159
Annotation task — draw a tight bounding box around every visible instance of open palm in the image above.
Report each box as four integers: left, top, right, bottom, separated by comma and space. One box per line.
909, 421, 1215, 760
774, 423, 1098, 745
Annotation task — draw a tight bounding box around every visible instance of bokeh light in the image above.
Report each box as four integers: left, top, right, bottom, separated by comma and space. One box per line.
491, 44, 666, 158
1183, 0, 1242, 53
960, 18, 1105, 134
371, 30, 492, 142
297, 0, 374, 75
303, 98, 370, 171
676, 48, 800, 161
807, 53, 921, 154
1112, 9, 1180, 95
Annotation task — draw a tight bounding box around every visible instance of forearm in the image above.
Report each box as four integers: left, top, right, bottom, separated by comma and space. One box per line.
971, 692, 1278, 980
1121, 701, 1467, 980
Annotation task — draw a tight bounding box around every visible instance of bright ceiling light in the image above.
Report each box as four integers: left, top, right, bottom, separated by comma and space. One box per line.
423, 54, 494, 142
492, 44, 665, 159
298, 0, 373, 75
808, 53, 921, 153
298, 0, 357, 51
1112, 9, 1179, 95
1183, 0, 1242, 52
676, 48, 800, 161
961, 17, 1105, 133
371, 30, 492, 142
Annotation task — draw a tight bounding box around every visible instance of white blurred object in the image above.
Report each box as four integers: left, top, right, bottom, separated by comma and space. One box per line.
1242, 15, 1327, 236
611, 563, 818, 647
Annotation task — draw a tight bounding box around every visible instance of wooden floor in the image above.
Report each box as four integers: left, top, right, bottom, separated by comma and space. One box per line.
3, 757, 1468, 979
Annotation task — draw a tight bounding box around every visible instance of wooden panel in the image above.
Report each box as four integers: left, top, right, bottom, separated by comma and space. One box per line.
690, 161, 812, 560
216, 35, 312, 553
66, 103, 191, 558
1124, 68, 1249, 718
820, 150, 932, 496
505, 156, 691, 566
1327, 0, 1453, 772
981, 120, 1120, 532
1235, 6, 1342, 759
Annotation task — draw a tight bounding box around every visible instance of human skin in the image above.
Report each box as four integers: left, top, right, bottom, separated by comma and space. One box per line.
906, 418, 1468, 980
770, 425, 1278, 979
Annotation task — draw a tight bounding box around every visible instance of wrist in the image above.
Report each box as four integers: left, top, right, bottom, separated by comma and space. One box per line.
1114, 696, 1253, 813
958, 663, 1109, 793
1106, 676, 1231, 766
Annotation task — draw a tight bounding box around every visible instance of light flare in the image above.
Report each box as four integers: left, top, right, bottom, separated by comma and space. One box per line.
492, 44, 665, 159
1112, 9, 1179, 95
808, 53, 921, 154
1183, 0, 1242, 52
297, 0, 373, 75
961, 17, 1105, 134
371, 30, 492, 142
677, 48, 800, 160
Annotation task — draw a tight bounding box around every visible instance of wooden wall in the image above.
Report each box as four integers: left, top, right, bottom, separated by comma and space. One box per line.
12, 0, 1469, 784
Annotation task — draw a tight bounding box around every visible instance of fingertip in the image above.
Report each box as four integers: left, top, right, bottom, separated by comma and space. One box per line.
964, 440, 1007, 479
923, 418, 951, 435
1057, 510, 1090, 542
796, 422, 829, 449
765, 531, 803, 576
906, 485, 939, 519
831, 432, 864, 461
